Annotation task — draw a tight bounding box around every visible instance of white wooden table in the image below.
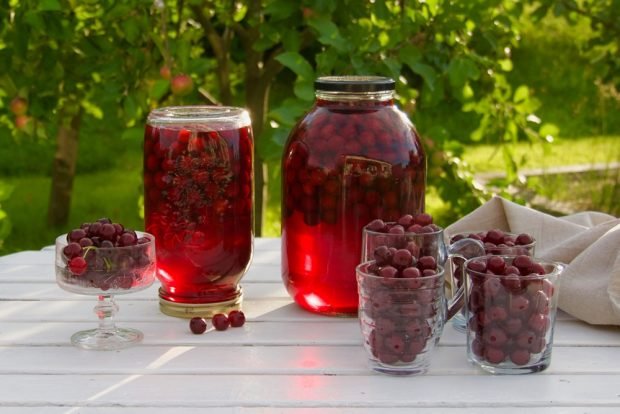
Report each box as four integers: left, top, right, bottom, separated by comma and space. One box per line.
1, 238, 619, 413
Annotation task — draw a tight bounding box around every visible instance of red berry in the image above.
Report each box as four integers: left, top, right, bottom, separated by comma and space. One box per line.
212, 313, 230, 331
516, 233, 534, 245
484, 347, 506, 364
228, 310, 246, 327
63, 242, 82, 259
189, 317, 208, 334
68, 256, 87, 275
510, 348, 531, 366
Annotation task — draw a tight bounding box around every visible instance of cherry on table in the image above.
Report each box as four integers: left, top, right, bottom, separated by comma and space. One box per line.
212, 313, 230, 331
189, 317, 208, 334
228, 310, 246, 327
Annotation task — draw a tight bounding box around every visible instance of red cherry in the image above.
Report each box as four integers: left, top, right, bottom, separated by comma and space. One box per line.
510, 348, 531, 366
189, 317, 207, 334
228, 310, 246, 327
212, 313, 230, 331
10, 97, 28, 115
68, 256, 87, 275
484, 347, 506, 364
171, 74, 194, 96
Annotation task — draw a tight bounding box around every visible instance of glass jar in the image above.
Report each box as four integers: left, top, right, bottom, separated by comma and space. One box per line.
144, 106, 254, 318
281, 76, 426, 315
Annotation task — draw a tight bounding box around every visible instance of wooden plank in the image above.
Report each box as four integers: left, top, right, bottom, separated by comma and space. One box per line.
3, 408, 620, 414
0, 281, 291, 300
0, 262, 283, 283
0, 345, 619, 376
0, 374, 618, 408
0, 319, 617, 347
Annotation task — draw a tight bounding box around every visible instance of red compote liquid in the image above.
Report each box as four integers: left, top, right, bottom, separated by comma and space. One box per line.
281, 77, 426, 315
144, 106, 253, 318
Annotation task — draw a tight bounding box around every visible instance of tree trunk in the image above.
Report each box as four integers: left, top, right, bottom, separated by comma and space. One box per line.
47, 110, 81, 227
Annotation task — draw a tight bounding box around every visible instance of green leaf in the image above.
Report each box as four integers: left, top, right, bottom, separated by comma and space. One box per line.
399, 45, 436, 90
150, 80, 170, 100
275, 52, 314, 80
447, 57, 480, 90
233, 4, 248, 22
307, 17, 348, 52
37, 0, 62, 11
539, 123, 560, 139
498, 59, 513, 72
270, 98, 309, 125
410, 62, 437, 91
123, 95, 138, 120
398, 45, 422, 66
0, 181, 14, 202
293, 78, 315, 101
264, 0, 297, 21
121, 127, 144, 141
81, 100, 103, 120
513, 85, 529, 103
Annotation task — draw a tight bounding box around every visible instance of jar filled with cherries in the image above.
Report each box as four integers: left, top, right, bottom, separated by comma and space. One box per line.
281, 76, 427, 315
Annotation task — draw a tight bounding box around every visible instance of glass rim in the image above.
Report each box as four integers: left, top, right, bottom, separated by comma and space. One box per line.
449, 230, 536, 248
463, 254, 563, 279
362, 224, 444, 237
147, 106, 249, 124
356, 260, 445, 280
55, 231, 154, 251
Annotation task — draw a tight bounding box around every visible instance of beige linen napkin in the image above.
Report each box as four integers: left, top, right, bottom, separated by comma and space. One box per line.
446, 196, 620, 326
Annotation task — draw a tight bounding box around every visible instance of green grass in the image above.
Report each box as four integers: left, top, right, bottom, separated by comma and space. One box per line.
1, 134, 618, 253
460, 136, 620, 173
0, 151, 143, 254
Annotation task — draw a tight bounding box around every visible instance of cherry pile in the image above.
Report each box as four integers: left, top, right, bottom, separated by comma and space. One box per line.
59, 218, 154, 291
189, 310, 246, 334
144, 124, 253, 303
466, 255, 554, 367
359, 214, 444, 365
282, 103, 426, 227
450, 229, 535, 255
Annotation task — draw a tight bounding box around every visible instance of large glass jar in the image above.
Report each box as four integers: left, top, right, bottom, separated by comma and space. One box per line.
281, 76, 426, 316
144, 106, 254, 318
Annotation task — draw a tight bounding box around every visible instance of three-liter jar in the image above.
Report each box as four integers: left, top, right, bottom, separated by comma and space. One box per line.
281, 76, 427, 315
144, 106, 254, 318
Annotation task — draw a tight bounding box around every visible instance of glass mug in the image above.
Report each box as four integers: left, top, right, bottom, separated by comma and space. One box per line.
448, 230, 536, 332
463, 255, 563, 374
144, 106, 254, 318
357, 263, 461, 375
361, 225, 486, 272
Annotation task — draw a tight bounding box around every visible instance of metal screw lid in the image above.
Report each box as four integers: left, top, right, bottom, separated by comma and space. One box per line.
314, 76, 395, 92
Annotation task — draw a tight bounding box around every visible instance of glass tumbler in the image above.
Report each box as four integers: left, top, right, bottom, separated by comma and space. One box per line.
144, 106, 254, 318
357, 262, 461, 375
464, 255, 563, 374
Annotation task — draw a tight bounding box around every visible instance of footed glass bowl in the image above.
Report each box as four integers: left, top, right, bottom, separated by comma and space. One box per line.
55, 232, 156, 350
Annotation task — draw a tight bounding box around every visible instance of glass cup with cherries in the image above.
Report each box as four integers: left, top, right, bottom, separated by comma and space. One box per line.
447, 229, 536, 332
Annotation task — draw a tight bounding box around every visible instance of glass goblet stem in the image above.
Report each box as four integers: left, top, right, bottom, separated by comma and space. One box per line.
95, 295, 119, 335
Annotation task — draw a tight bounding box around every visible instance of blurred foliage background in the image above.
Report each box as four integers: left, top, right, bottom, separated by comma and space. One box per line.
0, 0, 618, 253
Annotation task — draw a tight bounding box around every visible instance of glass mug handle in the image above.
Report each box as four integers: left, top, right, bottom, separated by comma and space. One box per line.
445, 238, 486, 320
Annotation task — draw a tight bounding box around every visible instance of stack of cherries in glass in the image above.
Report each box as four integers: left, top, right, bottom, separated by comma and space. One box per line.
358, 214, 443, 366
58, 218, 154, 291
466, 254, 554, 368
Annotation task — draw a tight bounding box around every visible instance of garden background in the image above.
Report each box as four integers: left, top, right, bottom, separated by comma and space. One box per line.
0, 0, 618, 254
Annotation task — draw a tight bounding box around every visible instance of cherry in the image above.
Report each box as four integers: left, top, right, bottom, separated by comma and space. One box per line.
189, 317, 208, 334
63, 242, 82, 259
212, 313, 230, 331
484, 347, 506, 364
392, 249, 413, 267
510, 349, 531, 366
379, 266, 398, 278
228, 310, 246, 327
401, 266, 421, 278
68, 257, 87, 275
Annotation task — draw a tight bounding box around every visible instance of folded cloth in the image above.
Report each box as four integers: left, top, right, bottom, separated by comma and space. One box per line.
446, 196, 620, 326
